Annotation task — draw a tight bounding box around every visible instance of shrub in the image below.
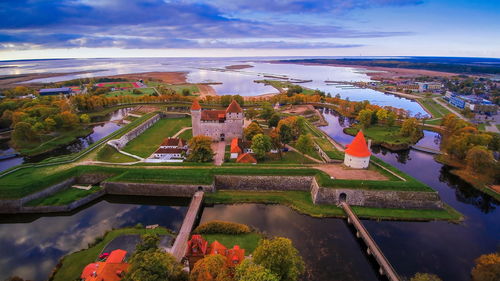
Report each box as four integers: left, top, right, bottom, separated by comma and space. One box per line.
193, 220, 251, 235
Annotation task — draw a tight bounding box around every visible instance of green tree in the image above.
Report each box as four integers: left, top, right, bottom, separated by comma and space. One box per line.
44, 117, 57, 131
32, 122, 45, 134
245, 108, 259, 120
471, 252, 500, 281
295, 134, 314, 163
221, 95, 233, 107
400, 118, 420, 138
356, 109, 373, 128
235, 260, 279, 281
132, 89, 143, 95
409, 273, 442, 281
386, 111, 397, 127
251, 134, 272, 160
260, 102, 274, 119
187, 135, 214, 162
244, 122, 264, 141
182, 88, 191, 96
268, 113, 280, 128
80, 114, 90, 124
12, 122, 37, 144
189, 254, 231, 281
124, 250, 186, 281
232, 95, 244, 106
376, 109, 388, 125
136, 234, 160, 253
278, 124, 293, 147
58, 111, 80, 128
466, 146, 495, 174
253, 237, 305, 281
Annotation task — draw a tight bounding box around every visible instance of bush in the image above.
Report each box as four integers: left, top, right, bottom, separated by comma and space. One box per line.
193, 220, 251, 235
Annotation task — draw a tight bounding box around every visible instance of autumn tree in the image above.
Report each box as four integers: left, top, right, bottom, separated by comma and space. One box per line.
269, 129, 282, 159
376, 109, 388, 125
80, 114, 90, 124
124, 250, 186, 281
253, 237, 305, 281
278, 123, 292, 148
245, 108, 259, 120
235, 260, 279, 281
251, 133, 272, 160
58, 111, 80, 128
187, 136, 214, 162
268, 113, 280, 128
471, 252, 500, 281
400, 118, 421, 141
295, 134, 314, 163
260, 102, 274, 119
244, 122, 264, 141
465, 146, 495, 174
409, 273, 442, 281
386, 111, 397, 127
221, 95, 233, 107
356, 109, 373, 128
135, 234, 160, 253
189, 254, 231, 281
12, 122, 37, 144
276, 116, 304, 140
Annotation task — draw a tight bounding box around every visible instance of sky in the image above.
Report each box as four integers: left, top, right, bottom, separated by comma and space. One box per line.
0, 0, 499, 60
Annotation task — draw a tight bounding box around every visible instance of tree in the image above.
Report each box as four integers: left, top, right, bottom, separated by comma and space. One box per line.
132, 89, 143, 95
386, 111, 397, 127
471, 252, 500, 281
235, 260, 279, 281
466, 146, 495, 174
187, 136, 214, 162
278, 124, 292, 147
44, 117, 57, 131
253, 237, 305, 281
295, 134, 314, 163
182, 88, 191, 96
232, 95, 244, 106
268, 113, 280, 128
356, 109, 373, 128
245, 108, 259, 120
135, 234, 160, 253
409, 273, 442, 281
124, 250, 186, 281
189, 254, 231, 281
58, 111, 80, 128
376, 109, 388, 125
269, 129, 282, 159
251, 134, 272, 160
80, 114, 90, 124
221, 95, 233, 107
12, 122, 37, 144
260, 102, 274, 119
244, 122, 264, 141
400, 118, 420, 139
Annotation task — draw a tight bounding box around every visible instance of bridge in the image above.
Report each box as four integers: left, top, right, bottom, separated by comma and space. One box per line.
169, 191, 204, 261
340, 202, 401, 281
411, 145, 442, 155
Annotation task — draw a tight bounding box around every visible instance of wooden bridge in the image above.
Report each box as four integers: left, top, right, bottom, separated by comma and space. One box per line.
411, 145, 442, 155
340, 202, 401, 281
169, 191, 204, 261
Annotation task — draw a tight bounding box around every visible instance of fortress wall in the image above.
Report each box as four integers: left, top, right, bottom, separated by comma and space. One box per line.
108, 113, 161, 149
103, 181, 214, 197
214, 175, 313, 191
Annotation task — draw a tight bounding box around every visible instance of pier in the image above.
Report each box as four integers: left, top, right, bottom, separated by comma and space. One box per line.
411, 145, 442, 155
169, 191, 204, 261
340, 202, 401, 281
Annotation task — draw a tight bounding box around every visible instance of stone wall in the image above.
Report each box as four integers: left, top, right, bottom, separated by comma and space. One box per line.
214, 175, 312, 191
104, 181, 214, 197
108, 114, 160, 149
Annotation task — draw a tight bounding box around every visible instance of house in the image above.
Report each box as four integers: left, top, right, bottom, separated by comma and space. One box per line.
39, 87, 72, 96
236, 153, 257, 164
416, 82, 442, 92
152, 137, 188, 161
81, 249, 130, 281
191, 100, 244, 142
230, 138, 253, 159
185, 235, 245, 271
344, 131, 371, 169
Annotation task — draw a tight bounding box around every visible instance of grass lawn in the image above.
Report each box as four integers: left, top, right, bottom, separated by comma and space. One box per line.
25, 186, 102, 206
477, 123, 486, 131
178, 128, 192, 140
98, 82, 135, 88
51, 227, 170, 281
105, 88, 156, 98
259, 151, 316, 164
344, 125, 414, 146
425, 118, 443, 126
202, 233, 262, 254
18, 127, 93, 156
419, 98, 451, 118
122, 117, 191, 158
314, 138, 343, 160
96, 145, 138, 163
205, 190, 461, 221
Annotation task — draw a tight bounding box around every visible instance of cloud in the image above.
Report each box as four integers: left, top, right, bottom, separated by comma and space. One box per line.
0, 0, 417, 50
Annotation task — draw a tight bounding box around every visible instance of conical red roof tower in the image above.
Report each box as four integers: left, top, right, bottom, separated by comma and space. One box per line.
345, 131, 371, 157
191, 100, 201, 110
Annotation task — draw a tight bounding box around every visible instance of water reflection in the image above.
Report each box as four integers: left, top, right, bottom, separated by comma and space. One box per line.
0, 195, 189, 281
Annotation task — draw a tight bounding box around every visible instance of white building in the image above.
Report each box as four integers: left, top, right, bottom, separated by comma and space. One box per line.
152, 137, 188, 161
344, 131, 371, 169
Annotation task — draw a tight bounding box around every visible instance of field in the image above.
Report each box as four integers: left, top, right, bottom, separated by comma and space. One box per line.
25, 186, 102, 206
259, 151, 317, 164
202, 232, 262, 254
344, 125, 415, 146
96, 82, 139, 88
177, 128, 193, 141
122, 117, 191, 158
18, 127, 93, 157
96, 145, 138, 163
104, 87, 156, 98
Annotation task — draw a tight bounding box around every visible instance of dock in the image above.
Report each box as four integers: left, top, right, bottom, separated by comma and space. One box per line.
411, 145, 442, 155
169, 191, 204, 261
340, 202, 401, 281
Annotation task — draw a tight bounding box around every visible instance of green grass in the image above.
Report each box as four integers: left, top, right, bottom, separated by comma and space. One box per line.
202, 233, 262, 254
177, 128, 193, 140
18, 127, 93, 156
25, 186, 102, 206
344, 125, 415, 146
419, 98, 451, 118
122, 117, 191, 157
205, 190, 461, 221
259, 151, 316, 164
98, 82, 135, 88
314, 138, 344, 160
477, 123, 486, 131
425, 118, 443, 125
96, 145, 138, 163
51, 227, 170, 281
104, 88, 157, 98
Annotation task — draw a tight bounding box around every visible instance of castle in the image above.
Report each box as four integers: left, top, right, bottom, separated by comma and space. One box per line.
191, 100, 244, 141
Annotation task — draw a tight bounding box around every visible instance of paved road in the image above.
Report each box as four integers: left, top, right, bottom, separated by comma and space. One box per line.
212, 141, 226, 166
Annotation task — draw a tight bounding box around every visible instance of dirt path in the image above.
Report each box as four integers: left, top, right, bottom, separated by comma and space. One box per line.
196, 84, 218, 98
212, 141, 226, 166
172, 127, 192, 138
314, 164, 388, 180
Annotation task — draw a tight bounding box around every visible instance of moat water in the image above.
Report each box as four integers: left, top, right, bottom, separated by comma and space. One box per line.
0, 58, 497, 280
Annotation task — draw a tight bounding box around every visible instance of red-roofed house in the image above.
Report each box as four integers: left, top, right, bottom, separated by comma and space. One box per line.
225, 245, 245, 268
184, 235, 246, 272
236, 153, 257, 164
230, 138, 253, 159
185, 235, 209, 270
152, 137, 188, 161
81, 249, 130, 281
344, 131, 371, 169
191, 100, 244, 141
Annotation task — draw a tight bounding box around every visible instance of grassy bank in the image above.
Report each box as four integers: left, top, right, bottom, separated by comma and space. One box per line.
344, 125, 416, 147
205, 190, 461, 221
25, 186, 102, 206
96, 145, 138, 163
122, 117, 191, 158
51, 227, 170, 281
202, 233, 262, 254
18, 127, 93, 157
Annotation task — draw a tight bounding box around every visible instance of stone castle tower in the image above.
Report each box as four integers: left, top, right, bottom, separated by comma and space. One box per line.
191, 99, 244, 141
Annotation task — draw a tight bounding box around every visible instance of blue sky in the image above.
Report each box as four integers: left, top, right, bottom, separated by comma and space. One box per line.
0, 0, 499, 59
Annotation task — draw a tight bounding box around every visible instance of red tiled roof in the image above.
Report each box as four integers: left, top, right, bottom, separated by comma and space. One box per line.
155, 148, 185, 154
226, 100, 242, 113
209, 240, 227, 255
107, 249, 127, 263
236, 153, 257, 164
230, 138, 242, 154
81, 250, 129, 281
225, 245, 245, 267
345, 131, 371, 158
191, 100, 201, 110
160, 137, 184, 147
186, 235, 209, 257
201, 110, 226, 121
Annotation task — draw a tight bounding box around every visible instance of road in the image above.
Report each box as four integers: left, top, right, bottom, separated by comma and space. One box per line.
212, 141, 226, 166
